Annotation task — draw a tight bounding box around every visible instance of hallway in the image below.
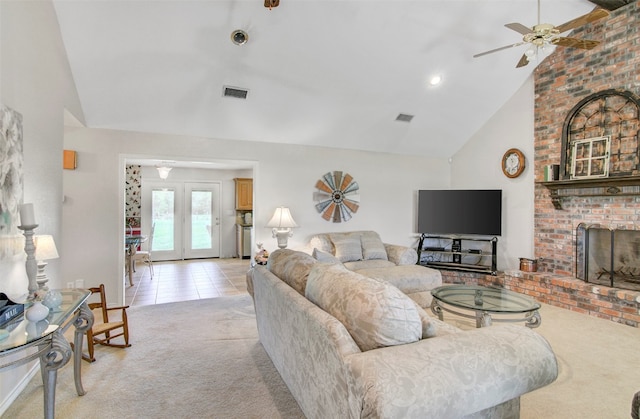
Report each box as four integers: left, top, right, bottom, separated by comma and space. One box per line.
125, 258, 251, 306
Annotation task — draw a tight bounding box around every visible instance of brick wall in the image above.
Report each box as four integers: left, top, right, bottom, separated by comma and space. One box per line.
534, 1, 640, 274
440, 2, 640, 328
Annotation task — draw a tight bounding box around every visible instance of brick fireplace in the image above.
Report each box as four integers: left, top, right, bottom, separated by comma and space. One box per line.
531, 1, 640, 327
576, 224, 640, 292
443, 2, 640, 328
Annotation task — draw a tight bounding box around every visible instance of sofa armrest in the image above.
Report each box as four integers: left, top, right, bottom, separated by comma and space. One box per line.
384, 243, 418, 265
345, 324, 558, 418
250, 266, 361, 418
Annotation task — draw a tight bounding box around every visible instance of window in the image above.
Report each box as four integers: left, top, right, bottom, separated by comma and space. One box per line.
570, 136, 610, 179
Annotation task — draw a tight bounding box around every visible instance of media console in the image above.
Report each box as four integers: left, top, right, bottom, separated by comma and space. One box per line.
417, 234, 498, 275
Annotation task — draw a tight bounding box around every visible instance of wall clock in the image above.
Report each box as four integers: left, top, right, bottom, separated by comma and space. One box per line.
502, 148, 525, 178
313, 171, 360, 222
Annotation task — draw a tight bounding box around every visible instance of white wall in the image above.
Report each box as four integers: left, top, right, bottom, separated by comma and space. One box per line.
62, 126, 450, 303
450, 76, 535, 271
0, 0, 84, 413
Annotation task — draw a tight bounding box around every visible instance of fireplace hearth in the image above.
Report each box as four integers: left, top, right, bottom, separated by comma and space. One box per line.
576, 223, 640, 292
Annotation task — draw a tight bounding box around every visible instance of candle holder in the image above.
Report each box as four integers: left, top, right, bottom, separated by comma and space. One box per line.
18, 224, 39, 300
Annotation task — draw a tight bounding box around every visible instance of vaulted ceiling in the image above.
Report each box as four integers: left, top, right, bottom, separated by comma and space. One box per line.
53, 0, 629, 159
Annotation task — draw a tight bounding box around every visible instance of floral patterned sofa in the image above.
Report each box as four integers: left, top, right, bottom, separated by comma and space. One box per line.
247, 248, 559, 418
298, 231, 442, 307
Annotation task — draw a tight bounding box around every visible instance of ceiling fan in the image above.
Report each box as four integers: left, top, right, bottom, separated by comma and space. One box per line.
474, 0, 610, 68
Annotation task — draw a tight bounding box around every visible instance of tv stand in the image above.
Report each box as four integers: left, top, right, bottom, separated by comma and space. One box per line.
417, 234, 498, 275
451, 239, 462, 264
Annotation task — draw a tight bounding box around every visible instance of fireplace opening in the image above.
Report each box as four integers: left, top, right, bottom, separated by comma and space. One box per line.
576, 223, 640, 292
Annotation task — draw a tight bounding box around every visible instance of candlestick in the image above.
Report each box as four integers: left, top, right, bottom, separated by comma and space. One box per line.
18, 224, 39, 299
20, 203, 36, 226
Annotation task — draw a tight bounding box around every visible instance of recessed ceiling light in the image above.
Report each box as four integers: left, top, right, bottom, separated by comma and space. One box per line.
429, 75, 442, 86
231, 29, 248, 46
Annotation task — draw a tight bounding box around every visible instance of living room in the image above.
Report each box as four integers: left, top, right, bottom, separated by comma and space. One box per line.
2, 0, 640, 417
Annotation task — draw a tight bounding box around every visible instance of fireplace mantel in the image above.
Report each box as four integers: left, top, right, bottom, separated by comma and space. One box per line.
539, 176, 640, 209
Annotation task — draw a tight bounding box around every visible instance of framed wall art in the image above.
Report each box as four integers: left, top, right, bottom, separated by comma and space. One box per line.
570, 136, 610, 180
0, 105, 25, 258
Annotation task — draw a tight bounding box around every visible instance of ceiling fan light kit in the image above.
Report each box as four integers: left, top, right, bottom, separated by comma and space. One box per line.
474, 1, 610, 68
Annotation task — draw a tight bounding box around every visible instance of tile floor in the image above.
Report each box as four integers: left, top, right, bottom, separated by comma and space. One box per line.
124, 258, 251, 306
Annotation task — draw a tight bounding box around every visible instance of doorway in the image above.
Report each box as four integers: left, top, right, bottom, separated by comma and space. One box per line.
142, 181, 221, 261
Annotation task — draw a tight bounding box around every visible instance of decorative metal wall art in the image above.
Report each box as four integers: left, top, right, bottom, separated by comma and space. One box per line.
314, 171, 360, 223
561, 89, 640, 179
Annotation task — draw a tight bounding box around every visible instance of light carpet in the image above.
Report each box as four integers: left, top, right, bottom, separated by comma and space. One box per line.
445, 303, 640, 419
4, 295, 304, 418
4, 295, 640, 418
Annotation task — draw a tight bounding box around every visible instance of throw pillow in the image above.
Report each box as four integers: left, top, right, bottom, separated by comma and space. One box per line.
312, 248, 341, 264
267, 249, 317, 295
330, 233, 363, 262
360, 232, 388, 260
305, 263, 422, 351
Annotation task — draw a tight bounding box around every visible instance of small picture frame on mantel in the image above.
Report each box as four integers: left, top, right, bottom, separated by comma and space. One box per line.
570, 136, 610, 179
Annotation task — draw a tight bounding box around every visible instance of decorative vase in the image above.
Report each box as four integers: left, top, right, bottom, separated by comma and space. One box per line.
26, 301, 50, 322
42, 290, 63, 311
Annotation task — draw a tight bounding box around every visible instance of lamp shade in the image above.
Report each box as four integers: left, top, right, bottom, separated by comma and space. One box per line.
34, 235, 59, 261
266, 207, 298, 229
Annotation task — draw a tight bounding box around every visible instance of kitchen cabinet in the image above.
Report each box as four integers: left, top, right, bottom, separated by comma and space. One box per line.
234, 178, 253, 210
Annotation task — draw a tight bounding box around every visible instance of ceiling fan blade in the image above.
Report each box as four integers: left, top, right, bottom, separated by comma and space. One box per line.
552, 37, 600, 50
516, 54, 530, 68
555, 9, 610, 34
473, 41, 526, 58
505, 22, 533, 35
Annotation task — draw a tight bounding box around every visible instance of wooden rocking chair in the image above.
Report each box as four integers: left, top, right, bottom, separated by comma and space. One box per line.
83, 283, 131, 362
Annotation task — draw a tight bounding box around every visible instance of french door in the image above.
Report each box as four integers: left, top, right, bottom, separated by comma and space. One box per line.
142, 181, 221, 261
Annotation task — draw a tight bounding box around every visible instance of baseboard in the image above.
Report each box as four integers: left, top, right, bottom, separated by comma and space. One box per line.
0, 363, 39, 416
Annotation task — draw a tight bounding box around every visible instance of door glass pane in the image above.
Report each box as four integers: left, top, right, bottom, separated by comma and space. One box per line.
152, 189, 175, 251
191, 191, 212, 250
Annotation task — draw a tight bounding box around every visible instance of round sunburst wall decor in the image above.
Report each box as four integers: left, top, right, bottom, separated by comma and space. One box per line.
313, 171, 360, 222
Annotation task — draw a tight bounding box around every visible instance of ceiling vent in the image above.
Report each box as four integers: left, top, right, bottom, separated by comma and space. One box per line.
223, 86, 249, 99
395, 113, 414, 122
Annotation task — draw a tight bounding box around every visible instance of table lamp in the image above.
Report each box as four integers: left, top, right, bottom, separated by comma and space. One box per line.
35, 235, 59, 290
266, 207, 298, 249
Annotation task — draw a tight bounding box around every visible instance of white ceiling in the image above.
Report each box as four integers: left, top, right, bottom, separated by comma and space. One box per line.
53, 0, 602, 161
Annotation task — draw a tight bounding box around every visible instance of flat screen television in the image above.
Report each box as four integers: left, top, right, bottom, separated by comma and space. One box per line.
417, 189, 502, 236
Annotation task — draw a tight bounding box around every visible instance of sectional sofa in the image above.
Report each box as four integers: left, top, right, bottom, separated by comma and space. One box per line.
247, 240, 558, 418
299, 231, 442, 307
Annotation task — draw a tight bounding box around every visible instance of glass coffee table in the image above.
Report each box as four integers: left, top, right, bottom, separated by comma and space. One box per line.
430, 285, 541, 328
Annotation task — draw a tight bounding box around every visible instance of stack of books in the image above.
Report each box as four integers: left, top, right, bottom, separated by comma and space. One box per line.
0, 293, 24, 332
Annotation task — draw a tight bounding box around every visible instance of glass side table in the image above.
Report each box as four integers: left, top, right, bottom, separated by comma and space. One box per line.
431, 285, 541, 328
0, 289, 94, 419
